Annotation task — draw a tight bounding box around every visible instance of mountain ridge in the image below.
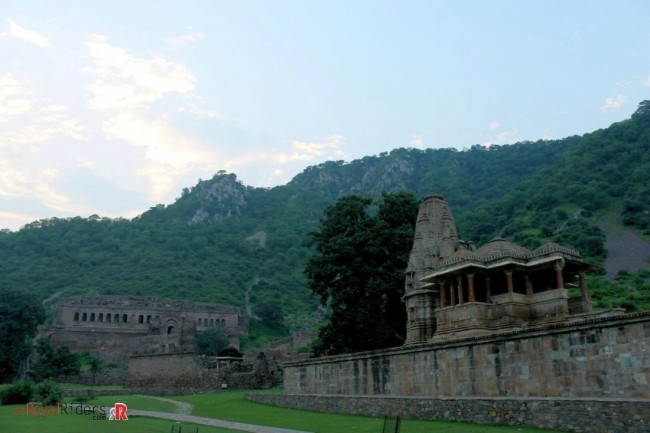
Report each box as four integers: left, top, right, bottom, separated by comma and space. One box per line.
1, 101, 649, 346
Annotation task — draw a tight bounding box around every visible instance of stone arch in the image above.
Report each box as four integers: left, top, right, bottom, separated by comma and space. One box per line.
90, 313, 95, 322
221, 319, 226, 327
198, 318, 202, 327
98, 313, 104, 322
122, 314, 128, 323
166, 319, 177, 335
107, 314, 112, 323
74, 312, 79, 321
139, 315, 144, 324
114, 313, 120, 323
210, 318, 214, 327
82, 312, 87, 321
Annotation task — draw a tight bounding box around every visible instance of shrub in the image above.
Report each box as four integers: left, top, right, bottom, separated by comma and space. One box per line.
0, 380, 34, 405
34, 380, 62, 406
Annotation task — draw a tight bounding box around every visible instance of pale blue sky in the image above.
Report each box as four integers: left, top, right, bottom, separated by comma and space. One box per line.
1, 1, 649, 230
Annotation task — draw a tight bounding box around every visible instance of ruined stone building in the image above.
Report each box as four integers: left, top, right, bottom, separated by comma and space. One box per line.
404, 195, 596, 344
40, 296, 248, 364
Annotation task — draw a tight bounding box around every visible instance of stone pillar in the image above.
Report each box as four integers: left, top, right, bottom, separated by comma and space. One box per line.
450, 280, 457, 306
439, 282, 447, 308
485, 277, 492, 302
579, 271, 589, 301
467, 273, 475, 302
525, 272, 533, 296
554, 260, 565, 289
505, 270, 514, 294
457, 276, 464, 304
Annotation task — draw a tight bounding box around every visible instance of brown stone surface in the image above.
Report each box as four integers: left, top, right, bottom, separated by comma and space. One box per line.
247, 394, 649, 433
283, 312, 650, 399
39, 295, 248, 364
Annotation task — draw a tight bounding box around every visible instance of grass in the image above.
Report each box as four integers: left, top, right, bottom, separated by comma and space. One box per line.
74, 394, 178, 412
0, 404, 236, 433
1, 389, 568, 433
172, 390, 567, 433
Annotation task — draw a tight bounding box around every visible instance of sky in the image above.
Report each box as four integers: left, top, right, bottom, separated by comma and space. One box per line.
1, 1, 649, 231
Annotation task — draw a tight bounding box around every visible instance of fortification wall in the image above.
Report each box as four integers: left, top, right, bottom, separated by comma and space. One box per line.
283, 312, 650, 398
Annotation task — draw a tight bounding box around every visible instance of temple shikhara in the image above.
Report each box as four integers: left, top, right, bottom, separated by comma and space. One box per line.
404, 195, 597, 344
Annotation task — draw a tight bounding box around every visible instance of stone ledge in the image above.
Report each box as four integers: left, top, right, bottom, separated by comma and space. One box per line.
246, 393, 650, 433
283, 311, 650, 367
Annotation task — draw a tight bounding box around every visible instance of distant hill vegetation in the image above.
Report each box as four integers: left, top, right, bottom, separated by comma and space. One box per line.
1, 101, 649, 346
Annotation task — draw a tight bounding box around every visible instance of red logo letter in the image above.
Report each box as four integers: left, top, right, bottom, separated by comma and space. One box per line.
114, 403, 128, 420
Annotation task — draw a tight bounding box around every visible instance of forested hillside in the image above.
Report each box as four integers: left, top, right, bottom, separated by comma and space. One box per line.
1, 101, 649, 345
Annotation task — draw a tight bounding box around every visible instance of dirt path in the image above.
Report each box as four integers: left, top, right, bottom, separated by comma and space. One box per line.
128, 408, 313, 433
136, 395, 194, 415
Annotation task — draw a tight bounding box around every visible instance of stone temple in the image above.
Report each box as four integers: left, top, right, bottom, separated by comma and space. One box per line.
403, 195, 595, 344
254, 195, 650, 433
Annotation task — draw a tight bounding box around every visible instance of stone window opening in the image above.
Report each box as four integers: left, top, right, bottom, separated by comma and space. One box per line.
167, 326, 174, 335
122, 314, 128, 323
74, 312, 79, 321
114, 314, 119, 323
82, 312, 87, 321
107, 314, 112, 323
139, 315, 144, 324
198, 318, 202, 327
210, 318, 214, 327
221, 319, 226, 327
147, 315, 151, 324
98, 313, 103, 322
90, 313, 95, 322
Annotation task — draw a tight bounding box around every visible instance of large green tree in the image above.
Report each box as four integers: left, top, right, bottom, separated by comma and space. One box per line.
305, 192, 419, 356
0, 288, 45, 382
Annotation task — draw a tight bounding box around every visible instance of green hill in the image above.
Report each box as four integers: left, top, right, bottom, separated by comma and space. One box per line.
1, 101, 649, 345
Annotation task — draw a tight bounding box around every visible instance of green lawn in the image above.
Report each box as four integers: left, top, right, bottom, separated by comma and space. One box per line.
0, 404, 235, 433
173, 390, 567, 433
2, 389, 568, 433
78, 394, 177, 412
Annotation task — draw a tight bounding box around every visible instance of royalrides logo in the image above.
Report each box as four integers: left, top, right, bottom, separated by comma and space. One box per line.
12, 402, 128, 421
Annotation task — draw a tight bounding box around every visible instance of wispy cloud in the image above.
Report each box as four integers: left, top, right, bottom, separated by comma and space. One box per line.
410, 134, 424, 149
0, 73, 33, 122
7, 19, 51, 47
166, 30, 204, 49
221, 134, 348, 186
84, 35, 195, 111
102, 112, 214, 200
82, 36, 219, 200
643, 76, 650, 88
600, 94, 627, 112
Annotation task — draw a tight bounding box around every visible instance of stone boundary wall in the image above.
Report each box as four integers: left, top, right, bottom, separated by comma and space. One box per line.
246, 394, 649, 433
125, 351, 279, 392
283, 312, 650, 398
57, 371, 127, 386
63, 389, 138, 398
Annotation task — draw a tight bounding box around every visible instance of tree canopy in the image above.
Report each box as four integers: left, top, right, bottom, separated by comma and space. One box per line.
0, 288, 45, 382
305, 192, 419, 355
